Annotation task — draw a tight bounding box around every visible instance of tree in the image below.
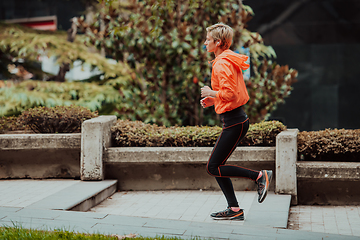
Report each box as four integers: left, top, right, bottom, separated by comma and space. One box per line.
74, 0, 297, 126
0, 22, 131, 116
0, 80, 121, 116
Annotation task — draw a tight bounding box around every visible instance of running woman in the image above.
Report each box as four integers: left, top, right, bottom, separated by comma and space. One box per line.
200, 23, 272, 221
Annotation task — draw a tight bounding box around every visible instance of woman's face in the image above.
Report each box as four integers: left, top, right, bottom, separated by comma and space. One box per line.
204, 32, 218, 53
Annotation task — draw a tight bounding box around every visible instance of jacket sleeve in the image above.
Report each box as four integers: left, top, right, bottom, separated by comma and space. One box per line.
213, 61, 237, 102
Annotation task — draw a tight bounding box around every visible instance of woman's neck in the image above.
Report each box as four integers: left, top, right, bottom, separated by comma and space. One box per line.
214, 48, 225, 58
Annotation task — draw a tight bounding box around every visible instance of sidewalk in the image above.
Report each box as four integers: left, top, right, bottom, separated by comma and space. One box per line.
0, 179, 359, 240
88, 190, 290, 228
288, 205, 360, 236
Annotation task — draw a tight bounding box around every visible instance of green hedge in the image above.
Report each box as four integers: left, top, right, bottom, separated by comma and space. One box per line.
0, 116, 26, 133
18, 105, 98, 133
2, 109, 360, 162
111, 120, 286, 147
298, 128, 360, 161
0, 106, 98, 134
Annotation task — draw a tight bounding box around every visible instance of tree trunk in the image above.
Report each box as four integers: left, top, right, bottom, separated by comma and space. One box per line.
55, 64, 70, 82
53, 18, 77, 82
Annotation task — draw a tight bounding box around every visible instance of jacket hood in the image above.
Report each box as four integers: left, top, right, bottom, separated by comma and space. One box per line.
211, 49, 249, 71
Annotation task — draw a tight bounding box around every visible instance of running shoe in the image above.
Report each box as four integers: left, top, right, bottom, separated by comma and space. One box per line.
257, 170, 273, 203
210, 207, 244, 220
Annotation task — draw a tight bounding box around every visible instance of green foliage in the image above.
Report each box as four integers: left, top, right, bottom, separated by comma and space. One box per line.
0, 226, 117, 239
298, 129, 360, 161
0, 225, 192, 240
111, 120, 286, 147
0, 22, 131, 81
18, 105, 98, 133
242, 120, 287, 146
0, 22, 132, 117
76, 0, 297, 126
0, 80, 121, 116
0, 3, 297, 126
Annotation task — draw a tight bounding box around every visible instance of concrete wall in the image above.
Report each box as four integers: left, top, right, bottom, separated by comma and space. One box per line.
2, 116, 359, 205
81, 115, 117, 180
0, 134, 81, 179
104, 147, 276, 191
297, 162, 360, 205
0, 120, 298, 203
276, 129, 298, 205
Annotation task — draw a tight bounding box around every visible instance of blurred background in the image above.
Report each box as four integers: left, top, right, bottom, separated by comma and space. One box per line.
1, 0, 359, 131
245, 0, 360, 131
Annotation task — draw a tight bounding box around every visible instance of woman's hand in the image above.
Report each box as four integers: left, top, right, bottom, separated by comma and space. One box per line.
201, 86, 217, 98
200, 97, 215, 108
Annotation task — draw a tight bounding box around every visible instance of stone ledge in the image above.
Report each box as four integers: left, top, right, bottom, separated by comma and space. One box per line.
104, 146, 276, 163
297, 161, 360, 180
0, 133, 81, 150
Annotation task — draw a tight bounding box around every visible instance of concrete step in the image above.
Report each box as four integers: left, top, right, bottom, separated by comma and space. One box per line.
88, 190, 291, 229
27, 180, 117, 211
244, 192, 291, 228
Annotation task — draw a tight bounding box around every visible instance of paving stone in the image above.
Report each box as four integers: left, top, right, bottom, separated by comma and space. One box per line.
140, 227, 186, 236
4, 208, 61, 220
183, 227, 233, 239
142, 218, 192, 230
0, 180, 78, 208
55, 210, 109, 220
323, 228, 339, 235
38, 219, 97, 232
1, 179, 359, 239
298, 222, 312, 231
188, 221, 234, 231
98, 214, 149, 227
247, 193, 291, 212
0, 206, 22, 212
0, 220, 55, 231
88, 223, 142, 235
277, 229, 356, 240
0, 216, 96, 231
96, 221, 188, 236
232, 224, 278, 236
228, 234, 273, 240
310, 223, 325, 232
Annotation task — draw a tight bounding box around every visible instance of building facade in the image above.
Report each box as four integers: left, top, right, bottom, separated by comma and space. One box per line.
246, 0, 360, 130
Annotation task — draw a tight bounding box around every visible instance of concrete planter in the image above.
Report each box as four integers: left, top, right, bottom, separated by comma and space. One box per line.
0, 116, 299, 204
79, 116, 299, 204
297, 161, 360, 205
104, 146, 276, 193
0, 133, 81, 179
3, 115, 358, 205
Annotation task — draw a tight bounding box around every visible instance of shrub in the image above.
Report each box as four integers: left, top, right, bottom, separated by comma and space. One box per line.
76, 0, 297, 126
242, 120, 287, 146
298, 129, 360, 161
111, 120, 286, 147
0, 80, 122, 117
18, 105, 98, 133
0, 116, 26, 133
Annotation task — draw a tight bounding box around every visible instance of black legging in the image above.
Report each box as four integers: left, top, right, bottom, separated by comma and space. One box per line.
206, 106, 260, 207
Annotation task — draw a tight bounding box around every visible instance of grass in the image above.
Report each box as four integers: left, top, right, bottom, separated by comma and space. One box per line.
0, 226, 188, 240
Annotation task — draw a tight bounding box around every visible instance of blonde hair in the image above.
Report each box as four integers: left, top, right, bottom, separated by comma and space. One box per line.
206, 23, 233, 50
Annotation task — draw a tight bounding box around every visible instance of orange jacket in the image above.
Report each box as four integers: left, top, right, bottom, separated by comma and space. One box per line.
210, 49, 250, 114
